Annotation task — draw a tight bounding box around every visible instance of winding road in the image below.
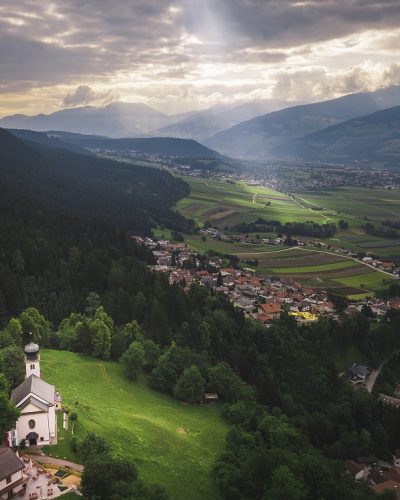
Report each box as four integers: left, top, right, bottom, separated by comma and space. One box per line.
365, 349, 400, 393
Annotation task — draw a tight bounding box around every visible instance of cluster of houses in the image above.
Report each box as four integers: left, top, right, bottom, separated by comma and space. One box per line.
345, 297, 400, 318
344, 453, 400, 498
133, 236, 338, 324
134, 235, 400, 326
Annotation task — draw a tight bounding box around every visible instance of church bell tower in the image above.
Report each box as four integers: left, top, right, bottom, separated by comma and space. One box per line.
24, 341, 40, 379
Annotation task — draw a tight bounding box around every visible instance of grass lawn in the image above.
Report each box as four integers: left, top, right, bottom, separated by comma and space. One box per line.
41, 350, 228, 500
335, 345, 370, 372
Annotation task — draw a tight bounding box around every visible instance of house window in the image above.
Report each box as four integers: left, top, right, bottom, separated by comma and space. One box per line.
40, 437, 44, 441
28, 419, 36, 429
6, 475, 11, 484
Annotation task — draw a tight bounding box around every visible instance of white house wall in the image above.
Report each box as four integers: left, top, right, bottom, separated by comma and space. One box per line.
0, 470, 24, 499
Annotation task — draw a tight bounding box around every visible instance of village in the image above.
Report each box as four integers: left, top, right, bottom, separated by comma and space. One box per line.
133, 236, 400, 325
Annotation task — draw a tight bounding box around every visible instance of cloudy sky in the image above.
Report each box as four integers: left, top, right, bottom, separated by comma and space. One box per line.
1, 0, 400, 116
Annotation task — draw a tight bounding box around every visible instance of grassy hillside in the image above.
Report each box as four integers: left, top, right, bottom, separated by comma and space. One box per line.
41, 350, 228, 500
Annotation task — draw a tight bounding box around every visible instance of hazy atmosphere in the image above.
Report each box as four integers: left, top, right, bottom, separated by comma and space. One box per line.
1, 0, 400, 116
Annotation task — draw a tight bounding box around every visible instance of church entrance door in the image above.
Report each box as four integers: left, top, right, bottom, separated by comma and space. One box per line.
26, 432, 39, 446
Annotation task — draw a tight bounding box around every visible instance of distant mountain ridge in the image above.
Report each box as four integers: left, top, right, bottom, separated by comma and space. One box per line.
18, 130, 223, 159
204, 86, 400, 159
0, 99, 297, 141
271, 105, 400, 165
155, 99, 294, 141
0, 101, 172, 138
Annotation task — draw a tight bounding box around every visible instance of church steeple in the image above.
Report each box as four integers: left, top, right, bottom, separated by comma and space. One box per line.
24, 341, 40, 379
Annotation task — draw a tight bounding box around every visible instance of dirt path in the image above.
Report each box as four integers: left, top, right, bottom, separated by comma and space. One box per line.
290, 194, 333, 222
25, 454, 84, 473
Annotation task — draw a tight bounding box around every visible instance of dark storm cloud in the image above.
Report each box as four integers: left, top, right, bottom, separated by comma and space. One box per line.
181, 0, 400, 48
0, 0, 399, 94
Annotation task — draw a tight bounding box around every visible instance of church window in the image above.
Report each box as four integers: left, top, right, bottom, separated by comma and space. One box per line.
28, 419, 36, 429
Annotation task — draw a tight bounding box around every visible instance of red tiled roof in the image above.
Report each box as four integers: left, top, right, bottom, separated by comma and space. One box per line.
260, 303, 281, 314
257, 313, 272, 323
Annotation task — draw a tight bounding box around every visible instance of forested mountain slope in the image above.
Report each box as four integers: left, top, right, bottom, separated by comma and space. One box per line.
0, 128, 192, 233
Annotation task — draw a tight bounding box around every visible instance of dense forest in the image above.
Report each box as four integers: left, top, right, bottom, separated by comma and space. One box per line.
0, 128, 192, 233
1, 127, 400, 499
0, 128, 196, 325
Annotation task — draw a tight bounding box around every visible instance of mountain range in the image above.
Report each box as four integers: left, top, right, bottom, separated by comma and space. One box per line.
204, 86, 400, 159
0, 99, 295, 140
154, 100, 293, 141
2, 86, 400, 165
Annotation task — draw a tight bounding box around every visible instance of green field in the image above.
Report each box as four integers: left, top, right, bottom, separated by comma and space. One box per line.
41, 350, 228, 500
173, 177, 399, 297
293, 187, 400, 258
175, 177, 331, 227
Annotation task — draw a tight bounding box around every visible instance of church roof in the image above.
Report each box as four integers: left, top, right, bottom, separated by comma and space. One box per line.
18, 395, 51, 412
0, 448, 24, 481
11, 375, 55, 406
24, 342, 39, 354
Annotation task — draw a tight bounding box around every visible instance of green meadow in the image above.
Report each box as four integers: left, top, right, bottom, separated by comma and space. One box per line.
41, 350, 228, 500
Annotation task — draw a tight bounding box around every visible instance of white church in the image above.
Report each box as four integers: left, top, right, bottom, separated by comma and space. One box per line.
10, 342, 59, 447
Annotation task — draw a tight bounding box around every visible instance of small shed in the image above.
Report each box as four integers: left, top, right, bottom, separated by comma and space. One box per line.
204, 393, 219, 405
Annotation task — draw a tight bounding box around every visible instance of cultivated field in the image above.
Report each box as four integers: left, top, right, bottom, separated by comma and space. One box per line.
175, 177, 328, 227
41, 350, 227, 500
174, 178, 400, 297
292, 187, 400, 259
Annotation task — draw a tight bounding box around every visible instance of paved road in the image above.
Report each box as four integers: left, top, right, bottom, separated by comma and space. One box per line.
26, 454, 84, 472
366, 349, 400, 393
